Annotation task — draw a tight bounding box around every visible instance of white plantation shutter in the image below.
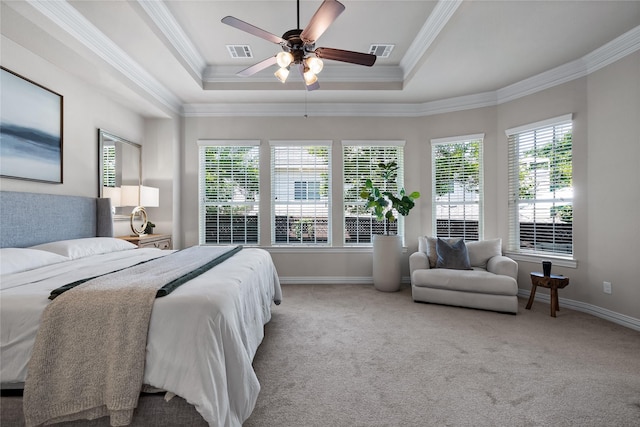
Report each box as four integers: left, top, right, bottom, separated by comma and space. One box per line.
342, 141, 405, 244
506, 114, 573, 256
431, 135, 484, 241
198, 141, 260, 245
270, 141, 331, 245
102, 145, 116, 187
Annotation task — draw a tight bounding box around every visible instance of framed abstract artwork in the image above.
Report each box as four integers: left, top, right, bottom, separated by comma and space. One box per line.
0, 67, 63, 183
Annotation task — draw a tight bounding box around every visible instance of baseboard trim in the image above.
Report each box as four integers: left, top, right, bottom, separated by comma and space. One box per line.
278, 276, 639, 331
517, 289, 640, 332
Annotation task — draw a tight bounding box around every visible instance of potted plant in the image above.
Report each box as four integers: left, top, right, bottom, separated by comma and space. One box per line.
360, 161, 420, 292
144, 221, 155, 235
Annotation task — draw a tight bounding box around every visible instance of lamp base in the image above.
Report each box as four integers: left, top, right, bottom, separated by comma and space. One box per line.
129, 206, 148, 236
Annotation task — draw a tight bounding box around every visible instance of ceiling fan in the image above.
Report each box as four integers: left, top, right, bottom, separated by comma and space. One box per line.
221, 0, 376, 91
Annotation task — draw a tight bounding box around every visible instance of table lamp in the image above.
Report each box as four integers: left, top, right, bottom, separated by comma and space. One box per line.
120, 185, 159, 236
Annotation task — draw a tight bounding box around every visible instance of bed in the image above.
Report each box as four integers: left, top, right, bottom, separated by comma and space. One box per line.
0, 191, 282, 426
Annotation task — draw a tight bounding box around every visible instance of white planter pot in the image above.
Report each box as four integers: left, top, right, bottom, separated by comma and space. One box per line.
372, 234, 402, 292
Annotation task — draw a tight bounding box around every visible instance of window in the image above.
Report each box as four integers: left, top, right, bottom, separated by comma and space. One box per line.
506, 114, 573, 256
431, 135, 484, 241
342, 141, 405, 244
102, 145, 116, 187
198, 141, 260, 245
271, 141, 331, 245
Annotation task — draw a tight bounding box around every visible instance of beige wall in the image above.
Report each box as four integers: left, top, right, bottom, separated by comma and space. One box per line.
585, 52, 640, 317
0, 37, 145, 200
180, 52, 640, 320
180, 112, 501, 282
142, 117, 180, 240
3, 31, 638, 321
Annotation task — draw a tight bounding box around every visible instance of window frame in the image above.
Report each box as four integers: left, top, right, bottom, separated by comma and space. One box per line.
342, 141, 406, 245
197, 140, 260, 245
431, 134, 484, 241
270, 140, 332, 246
506, 114, 574, 259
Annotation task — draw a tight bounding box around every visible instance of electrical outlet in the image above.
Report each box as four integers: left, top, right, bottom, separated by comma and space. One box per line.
603, 281, 612, 294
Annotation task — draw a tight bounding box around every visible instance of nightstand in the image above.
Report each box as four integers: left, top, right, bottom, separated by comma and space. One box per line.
118, 234, 172, 250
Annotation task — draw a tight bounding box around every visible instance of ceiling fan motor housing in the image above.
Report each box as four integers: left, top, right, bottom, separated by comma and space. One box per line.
282, 29, 315, 63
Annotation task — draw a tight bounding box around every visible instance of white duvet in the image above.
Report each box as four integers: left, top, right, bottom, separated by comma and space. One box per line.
0, 247, 282, 426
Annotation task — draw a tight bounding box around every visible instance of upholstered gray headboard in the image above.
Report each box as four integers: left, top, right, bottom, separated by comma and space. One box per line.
0, 191, 113, 248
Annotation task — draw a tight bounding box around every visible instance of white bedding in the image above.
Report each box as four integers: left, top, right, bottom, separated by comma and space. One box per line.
0, 246, 282, 426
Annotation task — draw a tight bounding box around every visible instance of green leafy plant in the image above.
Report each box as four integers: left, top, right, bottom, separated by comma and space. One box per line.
144, 221, 156, 235
359, 161, 420, 235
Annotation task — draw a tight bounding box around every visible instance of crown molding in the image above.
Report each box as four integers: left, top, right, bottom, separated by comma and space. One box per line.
28, 0, 182, 113
182, 91, 497, 118
24, 1, 640, 118
186, 25, 640, 117
584, 24, 640, 74
496, 25, 640, 104
203, 64, 404, 90
400, 0, 463, 81
136, 0, 206, 81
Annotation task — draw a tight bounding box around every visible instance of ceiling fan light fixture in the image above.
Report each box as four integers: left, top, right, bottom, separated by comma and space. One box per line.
276, 51, 294, 68
303, 67, 318, 86
274, 67, 290, 83
306, 56, 323, 74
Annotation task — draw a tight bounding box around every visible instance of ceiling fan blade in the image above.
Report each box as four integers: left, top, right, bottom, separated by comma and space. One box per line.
237, 56, 278, 77
298, 64, 320, 91
314, 47, 376, 67
221, 16, 285, 45
300, 0, 345, 45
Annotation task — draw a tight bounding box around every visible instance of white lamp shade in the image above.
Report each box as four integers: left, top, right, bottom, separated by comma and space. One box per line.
274, 67, 289, 83
303, 69, 318, 85
120, 185, 159, 207
140, 185, 160, 207
276, 51, 293, 68
102, 186, 122, 207
306, 57, 323, 74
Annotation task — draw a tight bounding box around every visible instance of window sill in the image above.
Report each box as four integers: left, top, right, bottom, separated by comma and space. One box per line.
505, 252, 577, 269
264, 246, 408, 254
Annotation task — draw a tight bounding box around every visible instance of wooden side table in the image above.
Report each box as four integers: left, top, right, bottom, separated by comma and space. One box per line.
118, 234, 172, 250
526, 272, 570, 317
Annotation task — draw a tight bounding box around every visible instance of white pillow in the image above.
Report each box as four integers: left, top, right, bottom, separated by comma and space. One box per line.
465, 238, 502, 268
0, 248, 70, 275
418, 236, 438, 268
30, 237, 136, 260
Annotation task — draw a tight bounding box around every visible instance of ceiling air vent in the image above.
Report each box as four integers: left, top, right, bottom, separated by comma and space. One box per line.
369, 44, 394, 58
226, 45, 253, 58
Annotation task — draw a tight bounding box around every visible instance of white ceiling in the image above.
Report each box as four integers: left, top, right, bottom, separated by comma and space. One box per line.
2, 0, 639, 118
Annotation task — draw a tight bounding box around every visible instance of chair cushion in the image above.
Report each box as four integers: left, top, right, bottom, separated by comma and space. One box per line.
412, 269, 518, 296
436, 238, 472, 270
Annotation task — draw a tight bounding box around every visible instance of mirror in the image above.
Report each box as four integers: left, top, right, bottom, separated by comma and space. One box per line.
98, 129, 141, 219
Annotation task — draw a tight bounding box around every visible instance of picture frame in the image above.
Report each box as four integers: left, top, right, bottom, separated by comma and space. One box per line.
0, 66, 63, 183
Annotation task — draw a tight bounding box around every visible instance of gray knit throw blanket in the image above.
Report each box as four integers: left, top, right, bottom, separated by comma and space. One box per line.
23, 245, 239, 427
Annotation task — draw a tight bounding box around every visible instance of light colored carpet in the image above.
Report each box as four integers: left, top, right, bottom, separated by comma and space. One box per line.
244, 284, 640, 427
